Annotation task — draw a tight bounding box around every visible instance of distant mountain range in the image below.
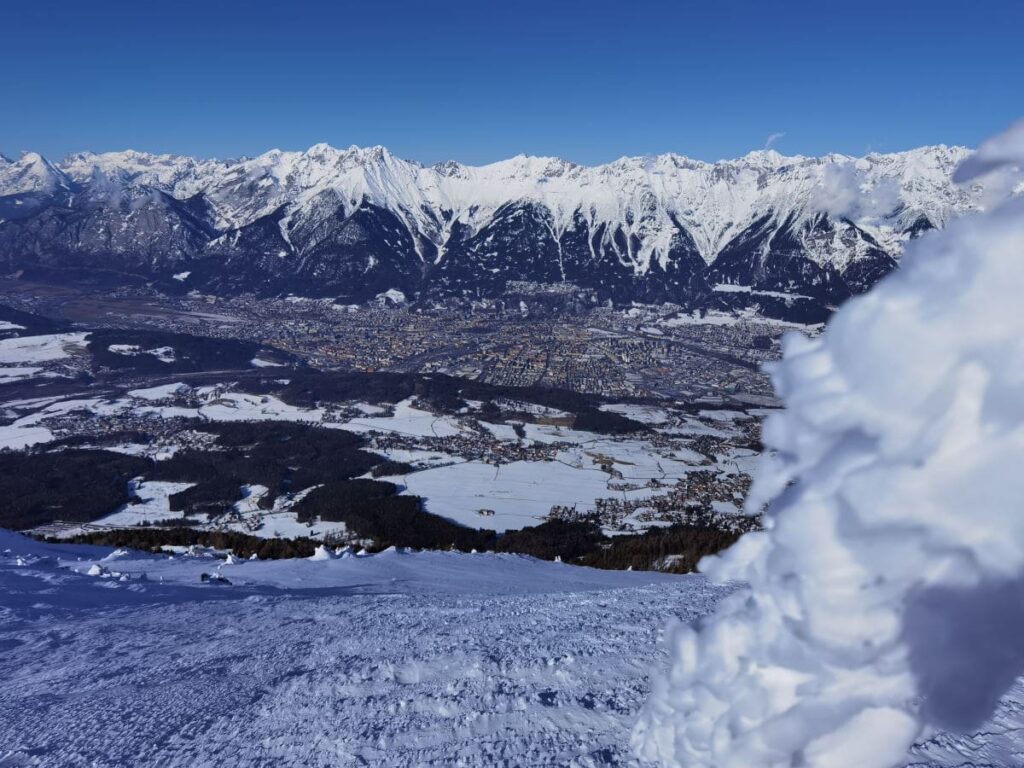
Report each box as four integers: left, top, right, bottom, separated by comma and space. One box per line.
0, 142, 1015, 321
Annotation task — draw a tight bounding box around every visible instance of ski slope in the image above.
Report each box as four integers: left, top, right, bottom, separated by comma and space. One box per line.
2, 530, 1023, 766
0, 531, 722, 767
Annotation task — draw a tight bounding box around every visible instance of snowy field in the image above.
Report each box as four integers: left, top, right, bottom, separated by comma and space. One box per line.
2, 384, 755, 536
1, 530, 1020, 767
0, 332, 88, 387
90, 480, 195, 528
0, 332, 88, 364
387, 459, 614, 531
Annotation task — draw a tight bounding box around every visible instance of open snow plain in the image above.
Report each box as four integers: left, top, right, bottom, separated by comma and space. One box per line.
0, 530, 726, 767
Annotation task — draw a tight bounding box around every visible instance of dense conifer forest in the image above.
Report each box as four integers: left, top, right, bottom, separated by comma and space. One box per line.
0, 450, 150, 529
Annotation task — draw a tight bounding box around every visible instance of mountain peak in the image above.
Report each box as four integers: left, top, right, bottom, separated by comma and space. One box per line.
736, 148, 793, 167
1, 137, 1019, 322
0, 151, 70, 195
432, 159, 466, 177
648, 152, 707, 169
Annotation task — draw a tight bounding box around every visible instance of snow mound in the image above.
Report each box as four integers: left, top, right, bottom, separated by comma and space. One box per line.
633, 121, 1024, 768
308, 545, 335, 561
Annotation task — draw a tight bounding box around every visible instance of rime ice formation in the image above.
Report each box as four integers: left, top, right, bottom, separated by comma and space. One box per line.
632, 121, 1024, 768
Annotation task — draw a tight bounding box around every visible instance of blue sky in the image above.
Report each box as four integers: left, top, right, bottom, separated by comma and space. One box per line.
2, 0, 1022, 165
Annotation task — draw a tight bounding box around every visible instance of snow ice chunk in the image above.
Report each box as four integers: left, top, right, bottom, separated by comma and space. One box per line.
309, 545, 335, 561
633, 121, 1024, 768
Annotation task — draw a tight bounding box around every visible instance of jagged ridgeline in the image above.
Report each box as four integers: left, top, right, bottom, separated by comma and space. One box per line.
0, 144, 990, 320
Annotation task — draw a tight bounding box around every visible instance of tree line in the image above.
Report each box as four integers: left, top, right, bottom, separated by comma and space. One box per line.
0, 450, 151, 529
61, 517, 751, 574
246, 370, 648, 435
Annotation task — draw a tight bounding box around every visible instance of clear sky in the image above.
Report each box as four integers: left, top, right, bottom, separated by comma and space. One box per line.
2, 0, 1022, 165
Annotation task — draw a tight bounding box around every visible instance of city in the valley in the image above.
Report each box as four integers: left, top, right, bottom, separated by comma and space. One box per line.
1, 277, 786, 566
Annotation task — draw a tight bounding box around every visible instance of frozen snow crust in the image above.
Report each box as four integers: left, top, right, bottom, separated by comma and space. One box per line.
0, 529, 725, 766
633, 122, 1024, 767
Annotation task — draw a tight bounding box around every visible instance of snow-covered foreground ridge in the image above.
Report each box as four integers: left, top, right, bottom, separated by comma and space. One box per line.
633, 121, 1024, 768
4, 530, 1024, 767
0, 528, 725, 766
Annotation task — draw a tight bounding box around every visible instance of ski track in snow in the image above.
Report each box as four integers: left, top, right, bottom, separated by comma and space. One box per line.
0, 587, 706, 766
0, 534, 724, 767
1, 533, 1022, 766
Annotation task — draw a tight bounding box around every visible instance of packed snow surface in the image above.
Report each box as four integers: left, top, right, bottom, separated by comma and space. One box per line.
634, 122, 1024, 768
0, 529, 723, 767
2, 527, 1022, 767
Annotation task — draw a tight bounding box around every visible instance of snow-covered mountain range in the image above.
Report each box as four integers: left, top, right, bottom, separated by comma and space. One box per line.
0, 143, 1016, 320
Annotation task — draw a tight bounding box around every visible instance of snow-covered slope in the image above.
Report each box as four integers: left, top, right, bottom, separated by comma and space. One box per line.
0, 529, 722, 766
0, 152, 72, 196
1, 141, 1017, 318
3, 529, 1022, 766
